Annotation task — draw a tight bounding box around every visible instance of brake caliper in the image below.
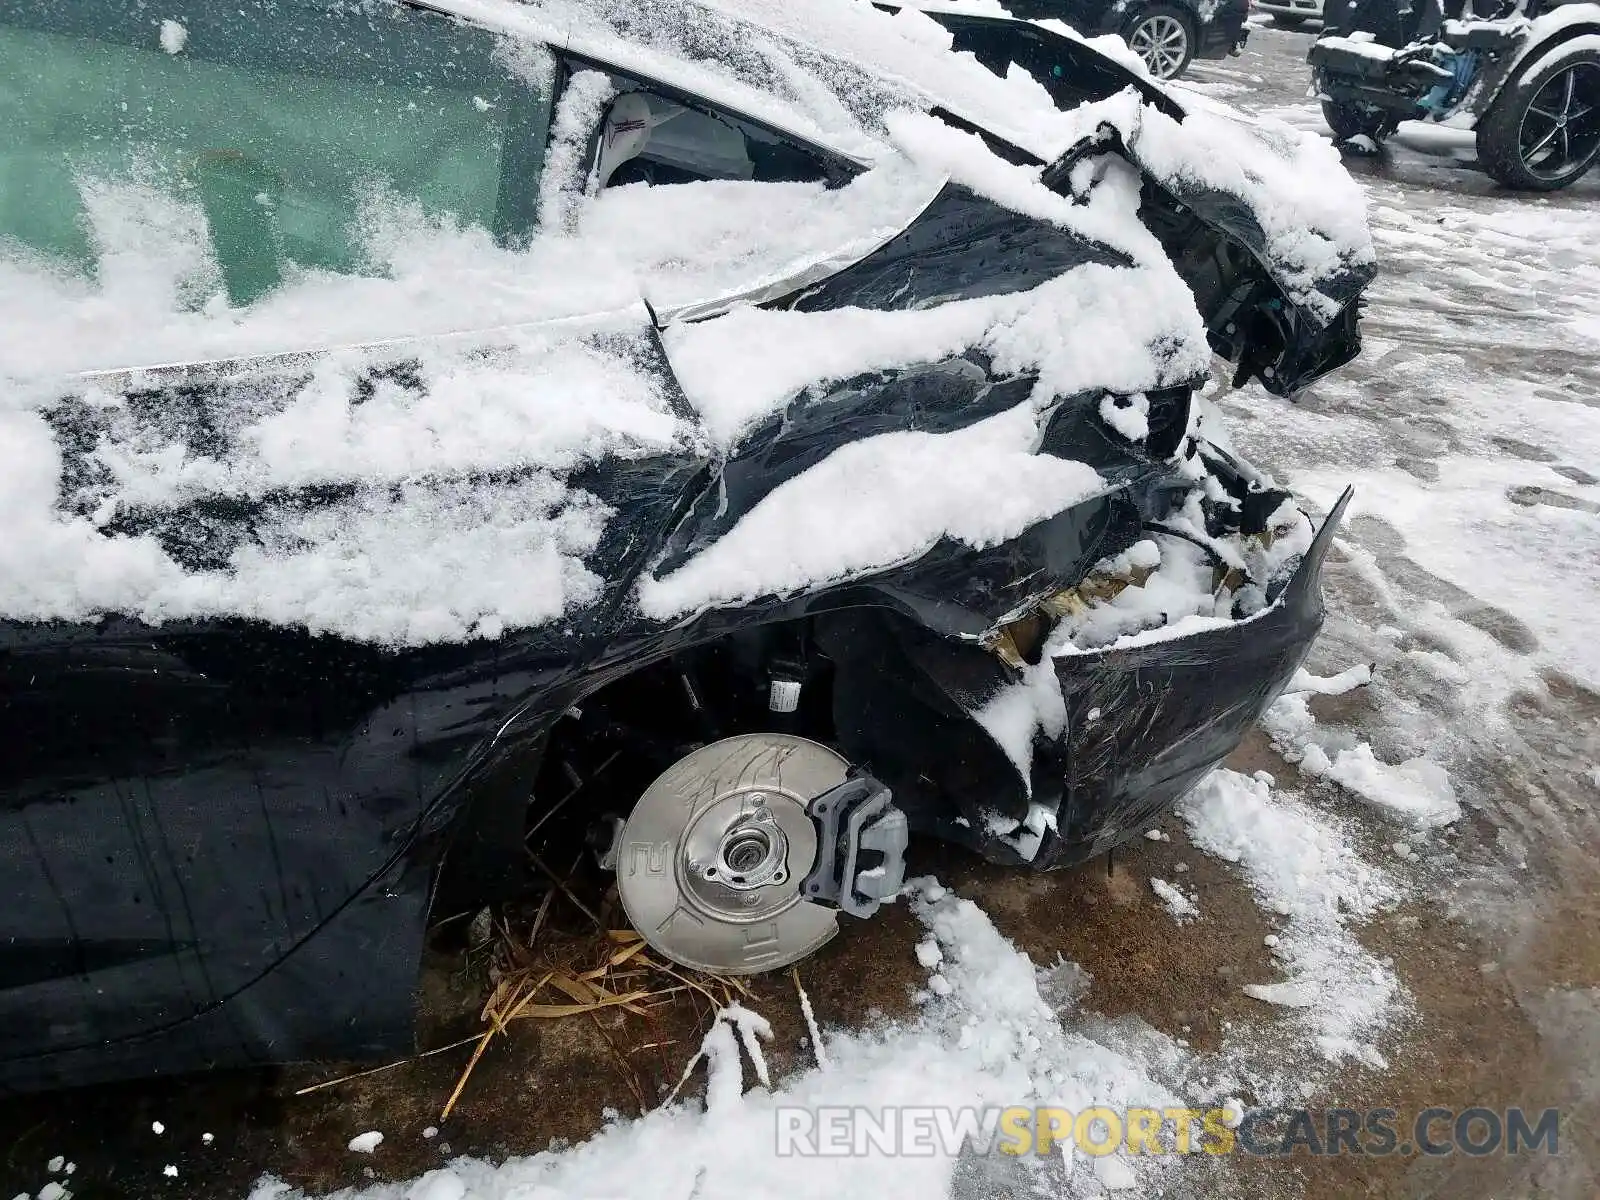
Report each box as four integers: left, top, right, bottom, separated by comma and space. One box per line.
803, 775, 908, 918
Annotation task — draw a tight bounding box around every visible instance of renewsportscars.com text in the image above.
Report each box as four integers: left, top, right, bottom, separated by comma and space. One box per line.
774, 1105, 1560, 1158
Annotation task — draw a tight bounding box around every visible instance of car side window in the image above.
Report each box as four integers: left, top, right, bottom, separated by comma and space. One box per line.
592, 87, 839, 189
0, 1, 555, 308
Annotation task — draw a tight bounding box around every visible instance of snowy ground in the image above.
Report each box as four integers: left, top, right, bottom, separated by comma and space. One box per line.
6, 22, 1599, 1200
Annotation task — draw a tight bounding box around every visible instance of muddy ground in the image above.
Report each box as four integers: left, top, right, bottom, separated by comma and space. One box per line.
4, 19, 1598, 1200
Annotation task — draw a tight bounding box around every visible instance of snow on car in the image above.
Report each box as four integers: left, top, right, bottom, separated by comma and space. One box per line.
1, 0, 1373, 1093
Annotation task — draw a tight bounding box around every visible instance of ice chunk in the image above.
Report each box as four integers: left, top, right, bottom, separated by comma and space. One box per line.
1243, 980, 1318, 1008
347, 1132, 384, 1154
1286, 664, 1373, 695
1149, 877, 1198, 924
1300, 744, 1461, 829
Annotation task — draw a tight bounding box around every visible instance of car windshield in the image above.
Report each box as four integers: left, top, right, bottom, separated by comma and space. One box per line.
0, 1, 553, 308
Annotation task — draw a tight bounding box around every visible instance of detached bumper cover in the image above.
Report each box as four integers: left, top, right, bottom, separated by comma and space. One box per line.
1031, 487, 1350, 867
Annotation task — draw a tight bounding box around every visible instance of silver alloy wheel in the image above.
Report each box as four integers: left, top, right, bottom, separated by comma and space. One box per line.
1129, 14, 1190, 80
614, 733, 846, 974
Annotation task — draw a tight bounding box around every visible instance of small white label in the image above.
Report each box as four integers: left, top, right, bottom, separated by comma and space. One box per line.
768, 679, 802, 713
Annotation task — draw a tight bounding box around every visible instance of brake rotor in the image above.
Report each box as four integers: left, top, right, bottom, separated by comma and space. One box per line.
615, 733, 845, 975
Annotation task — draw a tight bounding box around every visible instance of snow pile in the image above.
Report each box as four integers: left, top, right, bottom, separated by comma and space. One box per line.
588, 163, 936, 321
639, 402, 1107, 617
537, 69, 619, 232
1099, 392, 1150, 442
0, 169, 929, 382
1263, 690, 1462, 829
83, 332, 686, 505
1045, 494, 1315, 654
1287, 664, 1372, 695
250, 880, 1185, 1200
1093, 89, 1376, 324
1178, 768, 1404, 1067
970, 659, 1068, 795
1300, 742, 1460, 831
1051, 533, 1224, 650
157, 19, 187, 55
1313, 34, 1398, 63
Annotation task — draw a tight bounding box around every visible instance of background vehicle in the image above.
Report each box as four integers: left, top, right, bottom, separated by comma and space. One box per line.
0, 0, 1369, 1092
1256, 0, 1326, 29
1310, 0, 1600, 189
994, 0, 1251, 78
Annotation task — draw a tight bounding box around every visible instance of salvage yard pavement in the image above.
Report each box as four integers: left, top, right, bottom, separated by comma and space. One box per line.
4, 23, 1597, 1200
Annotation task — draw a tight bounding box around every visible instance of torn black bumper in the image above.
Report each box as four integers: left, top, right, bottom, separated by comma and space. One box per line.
1028, 488, 1351, 868
824, 490, 1351, 871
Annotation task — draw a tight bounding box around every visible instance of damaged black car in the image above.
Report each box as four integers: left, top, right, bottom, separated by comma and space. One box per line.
0, 0, 1371, 1091
1310, 0, 1600, 189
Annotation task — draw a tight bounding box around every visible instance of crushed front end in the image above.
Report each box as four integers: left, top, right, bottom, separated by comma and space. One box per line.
754, 21, 1376, 868
1310, 0, 1537, 130
815, 407, 1352, 870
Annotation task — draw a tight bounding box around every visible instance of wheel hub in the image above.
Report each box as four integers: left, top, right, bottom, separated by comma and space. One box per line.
701, 804, 788, 891
1130, 15, 1187, 79
615, 733, 846, 974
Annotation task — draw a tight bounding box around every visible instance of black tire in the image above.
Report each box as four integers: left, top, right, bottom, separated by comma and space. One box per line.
1321, 99, 1390, 143
1477, 43, 1600, 191
1125, 5, 1196, 80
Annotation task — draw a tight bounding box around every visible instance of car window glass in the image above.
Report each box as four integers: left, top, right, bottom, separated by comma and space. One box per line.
0, 2, 554, 308
595, 88, 836, 189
